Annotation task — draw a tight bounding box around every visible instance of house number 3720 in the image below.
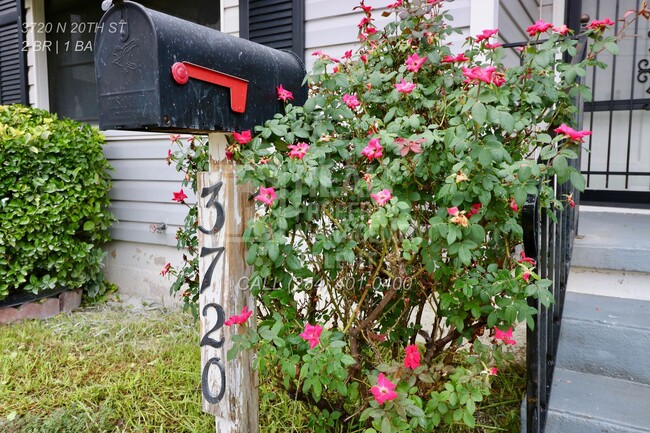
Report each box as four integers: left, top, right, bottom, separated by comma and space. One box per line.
199, 181, 226, 404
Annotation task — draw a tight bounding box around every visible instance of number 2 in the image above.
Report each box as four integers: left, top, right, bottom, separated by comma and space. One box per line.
200, 303, 225, 348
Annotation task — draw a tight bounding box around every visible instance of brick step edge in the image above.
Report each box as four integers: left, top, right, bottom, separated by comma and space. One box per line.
0, 289, 83, 324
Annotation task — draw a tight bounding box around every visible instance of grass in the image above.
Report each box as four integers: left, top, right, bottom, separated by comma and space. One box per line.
0, 305, 526, 432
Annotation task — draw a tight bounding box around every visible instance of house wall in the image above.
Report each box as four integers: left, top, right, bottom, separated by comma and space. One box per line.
101, 130, 197, 305
107, 0, 479, 302
24, 0, 48, 107
23, 0, 199, 305
498, 0, 554, 44
303, 0, 472, 70
223, 0, 239, 35
21, 0, 513, 303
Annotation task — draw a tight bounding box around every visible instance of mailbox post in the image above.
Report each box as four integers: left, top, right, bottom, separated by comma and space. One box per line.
95, 2, 307, 431
196, 134, 258, 430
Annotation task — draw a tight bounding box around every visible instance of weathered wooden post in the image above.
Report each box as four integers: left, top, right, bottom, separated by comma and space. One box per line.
197, 133, 257, 432
94, 2, 306, 431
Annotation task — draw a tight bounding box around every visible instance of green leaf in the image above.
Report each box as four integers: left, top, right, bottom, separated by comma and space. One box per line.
246, 244, 259, 265
478, 148, 493, 167
458, 245, 472, 266
463, 411, 476, 428
312, 379, 322, 402
487, 311, 497, 328
396, 216, 410, 232
570, 170, 586, 191
270, 124, 287, 137
381, 417, 392, 433
384, 106, 398, 123
267, 243, 280, 262
553, 155, 569, 180
319, 168, 332, 188
471, 102, 487, 126
577, 85, 592, 102
604, 41, 619, 55
447, 227, 458, 245
285, 254, 302, 271
499, 112, 515, 132
276, 217, 288, 231
83, 221, 95, 231
405, 405, 425, 417
532, 50, 553, 68
540, 145, 558, 160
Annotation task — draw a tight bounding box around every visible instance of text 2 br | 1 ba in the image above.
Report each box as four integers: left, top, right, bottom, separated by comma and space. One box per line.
23, 40, 93, 53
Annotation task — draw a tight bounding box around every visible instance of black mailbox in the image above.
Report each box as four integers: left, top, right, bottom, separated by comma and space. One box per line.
94, 1, 307, 133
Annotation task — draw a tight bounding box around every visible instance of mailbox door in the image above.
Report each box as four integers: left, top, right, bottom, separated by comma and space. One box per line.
95, 3, 162, 130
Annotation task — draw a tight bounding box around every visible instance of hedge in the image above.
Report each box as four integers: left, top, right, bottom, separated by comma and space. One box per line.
0, 105, 114, 301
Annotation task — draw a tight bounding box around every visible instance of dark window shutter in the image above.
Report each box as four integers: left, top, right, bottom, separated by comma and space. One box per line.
240, 0, 304, 60
0, 0, 27, 105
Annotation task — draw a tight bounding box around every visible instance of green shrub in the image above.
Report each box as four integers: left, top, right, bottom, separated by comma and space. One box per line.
165, 2, 648, 431
0, 105, 114, 301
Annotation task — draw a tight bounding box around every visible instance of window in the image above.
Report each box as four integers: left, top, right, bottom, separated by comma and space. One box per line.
45, 0, 220, 122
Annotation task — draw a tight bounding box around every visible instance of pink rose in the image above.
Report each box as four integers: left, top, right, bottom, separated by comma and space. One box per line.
403, 344, 421, 369
370, 373, 398, 405
224, 306, 253, 326
361, 138, 383, 161
299, 323, 324, 349
254, 187, 277, 206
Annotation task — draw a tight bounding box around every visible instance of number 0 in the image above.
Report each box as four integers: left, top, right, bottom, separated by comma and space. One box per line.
202, 357, 226, 404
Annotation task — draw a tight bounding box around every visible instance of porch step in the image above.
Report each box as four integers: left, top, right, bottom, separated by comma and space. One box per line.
543, 292, 650, 433
545, 369, 650, 433
555, 292, 650, 384
572, 208, 650, 273
567, 267, 650, 301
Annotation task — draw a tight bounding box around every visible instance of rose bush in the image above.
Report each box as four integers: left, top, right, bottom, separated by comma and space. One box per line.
167, 1, 649, 430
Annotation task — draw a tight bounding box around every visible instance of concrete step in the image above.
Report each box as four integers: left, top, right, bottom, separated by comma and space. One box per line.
567, 267, 650, 301
556, 292, 650, 384
545, 368, 650, 433
572, 207, 650, 273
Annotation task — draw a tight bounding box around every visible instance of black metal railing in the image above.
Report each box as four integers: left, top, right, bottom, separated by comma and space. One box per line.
522, 164, 579, 433
520, 32, 588, 433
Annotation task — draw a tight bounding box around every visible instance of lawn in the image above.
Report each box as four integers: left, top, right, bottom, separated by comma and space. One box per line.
0, 305, 525, 432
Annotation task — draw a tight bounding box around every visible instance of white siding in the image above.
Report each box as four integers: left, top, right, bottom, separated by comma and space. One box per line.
223, 0, 239, 35
103, 131, 197, 247
225, 1, 472, 70
101, 131, 192, 301
304, 0, 471, 70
